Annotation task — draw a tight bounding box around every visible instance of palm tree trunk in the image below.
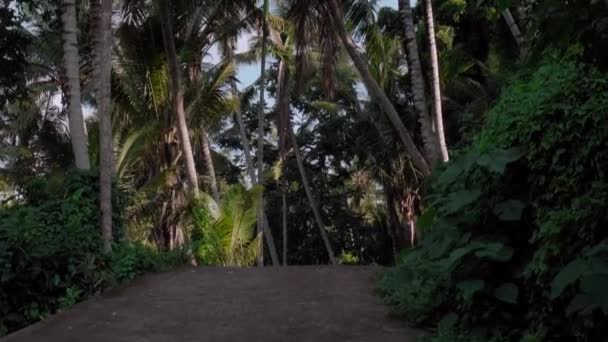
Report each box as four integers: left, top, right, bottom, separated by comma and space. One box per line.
424, 0, 449, 163
290, 127, 337, 265
61, 0, 90, 170
398, 0, 439, 166
232, 81, 279, 266
327, 0, 431, 176
189, 54, 220, 203
159, 0, 200, 198
256, 0, 270, 266
277, 59, 291, 267
501, 9, 525, 54
282, 179, 288, 266
92, 0, 114, 253
201, 129, 220, 202
188, 52, 220, 203
383, 183, 404, 263
232, 83, 258, 184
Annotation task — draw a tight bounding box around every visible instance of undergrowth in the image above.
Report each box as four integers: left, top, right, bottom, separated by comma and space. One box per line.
378, 53, 608, 341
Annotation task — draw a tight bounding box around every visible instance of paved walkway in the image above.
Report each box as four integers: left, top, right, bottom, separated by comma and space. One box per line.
3, 266, 420, 342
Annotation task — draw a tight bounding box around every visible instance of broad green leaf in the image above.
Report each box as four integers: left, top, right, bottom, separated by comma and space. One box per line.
476, 147, 523, 174
566, 294, 595, 316
438, 312, 458, 330
580, 274, 608, 313
443, 189, 482, 214
550, 258, 587, 299
437, 152, 477, 185
444, 246, 476, 269
494, 283, 518, 304
475, 243, 514, 262
587, 240, 608, 257
457, 279, 485, 300
493, 200, 525, 221
416, 207, 437, 231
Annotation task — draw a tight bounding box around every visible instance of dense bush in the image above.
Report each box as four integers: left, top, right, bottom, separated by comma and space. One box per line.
378, 54, 608, 341
0, 170, 188, 335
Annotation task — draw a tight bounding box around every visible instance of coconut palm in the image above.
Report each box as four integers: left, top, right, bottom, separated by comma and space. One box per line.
91, 0, 114, 252
423, 0, 449, 163
159, 0, 200, 198
397, 0, 439, 165
255, 0, 271, 266
61, 0, 90, 170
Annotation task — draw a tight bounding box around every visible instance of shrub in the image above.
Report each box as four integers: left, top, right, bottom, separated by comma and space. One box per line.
190, 186, 261, 266
0, 170, 186, 336
378, 54, 608, 340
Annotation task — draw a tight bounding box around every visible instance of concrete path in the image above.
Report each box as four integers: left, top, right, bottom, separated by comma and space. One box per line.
3, 266, 420, 342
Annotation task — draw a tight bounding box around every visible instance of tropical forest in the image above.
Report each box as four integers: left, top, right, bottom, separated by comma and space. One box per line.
1, 0, 607, 341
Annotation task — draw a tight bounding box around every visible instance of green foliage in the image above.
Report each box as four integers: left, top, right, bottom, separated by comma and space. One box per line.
378, 54, 608, 340
338, 251, 360, 265
191, 186, 261, 266
109, 243, 189, 284
0, 170, 186, 336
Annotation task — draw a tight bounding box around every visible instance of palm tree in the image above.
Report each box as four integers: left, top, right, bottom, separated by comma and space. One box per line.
61, 0, 90, 170
91, 0, 114, 253
423, 0, 449, 162
289, 126, 337, 264
501, 8, 525, 54
212, 4, 281, 265
255, 0, 271, 266
231, 81, 280, 266
158, 0, 200, 198
325, 0, 431, 176
251, 11, 339, 264
397, 0, 439, 166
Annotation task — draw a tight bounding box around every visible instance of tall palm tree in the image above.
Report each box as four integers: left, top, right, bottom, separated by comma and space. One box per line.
289, 125, 337, 264
92, 0, 114, 253
501, 8, 525, 54
61, 0, 90, 170
325, 0, 430, 176
423, 0, 449, 162
398, 0, 439, 166
231, 81, 280, 266
158, 0, 200, 198
255, 0, 271, 266
265, 15, 337, 264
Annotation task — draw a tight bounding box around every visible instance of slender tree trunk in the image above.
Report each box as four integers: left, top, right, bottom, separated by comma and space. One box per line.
423, 0, 449, 163
277, 59, 291, 267
232, 82, 279, 265
201, 129, 220, 202
256, 0, 270, 266
61, 0, 90, 170
159, 0, 199, 198
501, 9, 526, 54
189, 53, 220, 203
92, 0, 114, 253
233, 82, 257, 185
383, 184, 404, 263
290, 127, 337, 265
327, 0, 431, 176
398, 0, 439, 166
282, 179, 288, 266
